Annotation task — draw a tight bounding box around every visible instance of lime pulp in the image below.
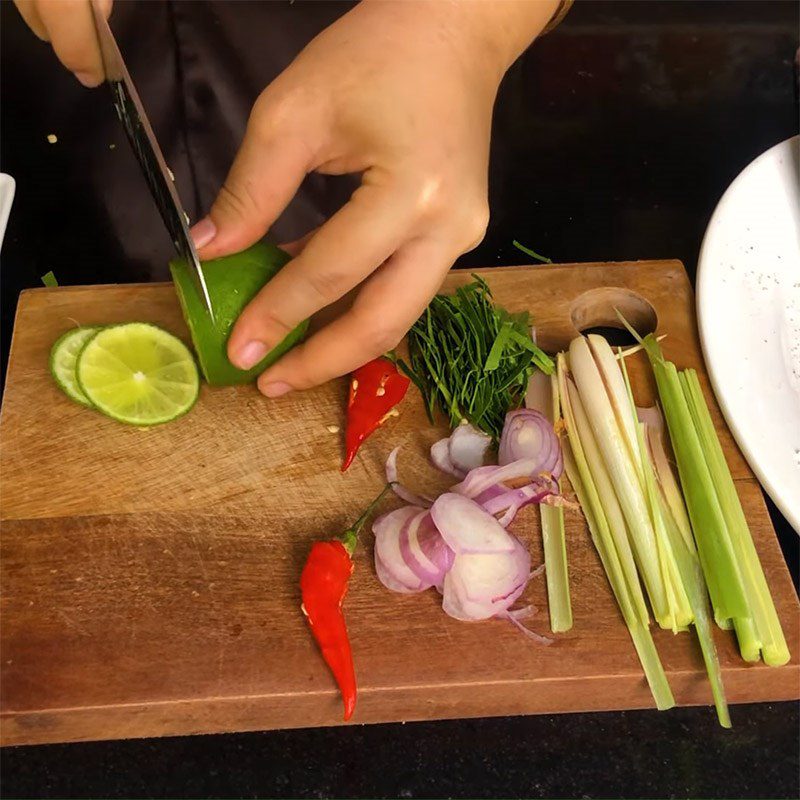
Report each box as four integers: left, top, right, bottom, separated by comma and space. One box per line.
75, 322, 200, 426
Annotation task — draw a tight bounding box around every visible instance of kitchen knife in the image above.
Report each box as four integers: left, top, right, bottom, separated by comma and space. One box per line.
89, 0, 214, 318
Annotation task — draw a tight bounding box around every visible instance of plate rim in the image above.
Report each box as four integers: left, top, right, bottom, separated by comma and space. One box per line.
696, 135, 800, 534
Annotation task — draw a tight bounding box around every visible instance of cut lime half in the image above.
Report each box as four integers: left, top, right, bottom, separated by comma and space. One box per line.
76, 323, 200, 426
50, 326, 101, 407
170, 242, 308, 386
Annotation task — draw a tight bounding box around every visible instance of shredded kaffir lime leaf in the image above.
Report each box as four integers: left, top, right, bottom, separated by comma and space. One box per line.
399, 275, 553, 442
513, 240, 552, 264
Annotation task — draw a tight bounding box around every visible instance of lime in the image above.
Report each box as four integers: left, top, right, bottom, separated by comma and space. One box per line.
170, 242, 308, 386
76, 323, 199, 426
50, 326, 101, 407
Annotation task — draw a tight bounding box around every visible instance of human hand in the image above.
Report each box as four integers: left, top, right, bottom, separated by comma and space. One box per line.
13, 0, 113, 87
192, 0, 558, 398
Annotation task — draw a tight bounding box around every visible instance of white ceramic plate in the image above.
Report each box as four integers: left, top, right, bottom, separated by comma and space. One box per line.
0, 173, 15, 252
697, 136, 800, 533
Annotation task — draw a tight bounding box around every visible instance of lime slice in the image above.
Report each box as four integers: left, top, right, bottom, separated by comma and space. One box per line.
76, 323, 200, 426
170, 242, 308, 386
50, 326, 101, 407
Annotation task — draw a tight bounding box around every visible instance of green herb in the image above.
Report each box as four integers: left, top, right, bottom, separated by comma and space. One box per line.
616, 311, 788, 667
41, 271, 59, 287
512, 240, 552, 264
399, 275, 553, 441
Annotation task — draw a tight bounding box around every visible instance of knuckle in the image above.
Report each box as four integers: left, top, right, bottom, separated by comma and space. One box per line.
213, 181, 258, 221
244, 307, 294, 347
411, 176, 446, 217
304, 266, 349, 304
363, 316, 404, 354
457, 202, 490, 251
249, 88, 296, 140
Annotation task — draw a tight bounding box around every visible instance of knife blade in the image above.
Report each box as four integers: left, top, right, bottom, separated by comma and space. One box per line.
89, 1, 214, 319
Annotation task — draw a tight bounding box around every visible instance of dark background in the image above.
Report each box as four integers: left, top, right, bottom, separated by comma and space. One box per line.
1, 1, 798, 798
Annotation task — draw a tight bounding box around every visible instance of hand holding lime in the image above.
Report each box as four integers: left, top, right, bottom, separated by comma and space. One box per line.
170, 242, 308, 386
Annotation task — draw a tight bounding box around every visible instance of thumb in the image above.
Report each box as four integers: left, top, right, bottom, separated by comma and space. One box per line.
192, 131, 311, 260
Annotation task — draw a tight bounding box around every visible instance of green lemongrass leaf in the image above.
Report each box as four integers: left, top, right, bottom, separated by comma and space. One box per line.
657, 487, 731, 727
513, 239, 553, 264
682, 369, 789, 666
645, 351, 749, 626
615, 309, 646, 345
627, 621, 677, 712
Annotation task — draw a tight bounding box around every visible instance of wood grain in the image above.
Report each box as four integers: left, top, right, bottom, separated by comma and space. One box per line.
1, 260, 797, 746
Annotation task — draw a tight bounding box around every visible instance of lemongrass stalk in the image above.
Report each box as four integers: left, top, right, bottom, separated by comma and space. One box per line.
540, 504, 571, 632
617, 350, 693, 631
617, 360, 729, 724
558, 356, 634, 613
561, 427, 675, 711
640, 408, 695, 553
526, 370, 572, 633
559, 356, 674, 709
631, 333, 749, 627
616, 334, 668, 360
566, 378, 649, 626
587, 334, 643, 481
614, 315, 749, 626
682, 369, 789, 666
657, 486, 731, 727
569, 337, 670, 623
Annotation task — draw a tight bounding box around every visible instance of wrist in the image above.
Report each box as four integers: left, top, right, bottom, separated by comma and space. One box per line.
461, 0, 562, 76
353, 0, 560, 86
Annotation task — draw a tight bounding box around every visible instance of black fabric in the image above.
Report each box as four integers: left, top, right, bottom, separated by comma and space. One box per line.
0, 0, 357, 283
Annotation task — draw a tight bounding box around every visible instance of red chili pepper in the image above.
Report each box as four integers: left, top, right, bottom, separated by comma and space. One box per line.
300, 484, 393, 721
342, 357, 410, 471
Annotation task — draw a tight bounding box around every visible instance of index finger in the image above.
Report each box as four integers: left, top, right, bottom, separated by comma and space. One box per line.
227, 180, 418, 371
37, 0, 112, 86
254, 236, 454, 395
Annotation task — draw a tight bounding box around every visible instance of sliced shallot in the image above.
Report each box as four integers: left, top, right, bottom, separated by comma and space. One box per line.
430, 437, 464, 478
430, 422, 491, 479
448, 423, 492, 474
431, 493, 516, 554
442, 536, 531, 621
498, 408, 562, 478
399, 510, 454, 585
450, 458, 546, 499
373, 506, 431, 593
480, 475, 561, 527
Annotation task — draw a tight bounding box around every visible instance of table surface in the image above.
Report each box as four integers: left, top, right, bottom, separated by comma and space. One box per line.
1, 0, 798, 797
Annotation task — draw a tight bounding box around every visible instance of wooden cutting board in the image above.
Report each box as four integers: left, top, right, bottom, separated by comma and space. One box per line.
1, 260, 797, 747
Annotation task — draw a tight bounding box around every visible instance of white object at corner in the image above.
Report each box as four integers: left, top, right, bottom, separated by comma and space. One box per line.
698, 136, 800, 533
0, 174, 15, 252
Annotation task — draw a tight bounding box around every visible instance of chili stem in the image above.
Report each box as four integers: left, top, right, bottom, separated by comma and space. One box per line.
340, 483, 394, 555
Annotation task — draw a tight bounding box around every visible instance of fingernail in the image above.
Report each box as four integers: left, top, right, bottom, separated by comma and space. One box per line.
190, 217, 217, 250
234, 340, 269, 370
75, 71, 101, 88
260, 381, 293, 399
